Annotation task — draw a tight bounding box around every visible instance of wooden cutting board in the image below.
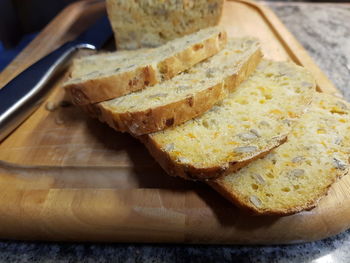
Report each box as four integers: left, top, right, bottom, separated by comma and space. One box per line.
0, 0, 348, 244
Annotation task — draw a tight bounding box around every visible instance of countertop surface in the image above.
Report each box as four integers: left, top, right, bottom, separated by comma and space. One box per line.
1, 2, 350, 262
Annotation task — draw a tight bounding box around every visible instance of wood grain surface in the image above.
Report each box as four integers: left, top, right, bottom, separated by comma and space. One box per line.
0, 0, 348, 244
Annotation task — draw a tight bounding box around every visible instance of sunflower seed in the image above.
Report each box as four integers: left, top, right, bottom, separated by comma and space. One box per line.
301, 81, 312, 88
176, 85, 192, 93
333, 158, 347, 170
164, 143, 174, 152
292, 156, 305, 163
249, 195, 262, 208
245, 39, 254, 45
209, 106, 220, 113
335, 137, 343, 145
72, 77, 82, 82
86, 70, 99, 76
238, 132, 258, 141
250, 129, 260, 137
178, 157, 190, 163
259, 121, 270, 127
337, 101, 348, 110
114, 97, 126, 105
252, 174, 265, 184
233, 146, 258, 153
206, 68, 216, 78
129, 122, 139, 134
202, 120, 210, 128
289, 169, 305, 177
282, 119, 292, 126
148, 93, 168, 99
177, 85, 192, 90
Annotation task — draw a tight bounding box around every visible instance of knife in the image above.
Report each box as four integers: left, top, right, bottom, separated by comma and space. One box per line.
0, 15, 113, 142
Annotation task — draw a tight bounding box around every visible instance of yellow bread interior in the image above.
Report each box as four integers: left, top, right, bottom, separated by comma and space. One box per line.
148, 60, 315, 171
213, 92, 350, 215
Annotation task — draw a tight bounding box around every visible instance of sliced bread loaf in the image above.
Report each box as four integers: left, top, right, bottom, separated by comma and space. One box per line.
96, 38, 262, 135
106, 0, 224, 49
140, 60, 315, 180
211, 93, 350, 215
63, 26, 227, 105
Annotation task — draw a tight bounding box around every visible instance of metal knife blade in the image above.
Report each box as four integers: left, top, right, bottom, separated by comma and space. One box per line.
76, 15, 113, 49
0, 14, 113, 142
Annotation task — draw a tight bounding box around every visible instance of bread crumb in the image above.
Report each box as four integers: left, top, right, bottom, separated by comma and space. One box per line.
45, 101, 57, 111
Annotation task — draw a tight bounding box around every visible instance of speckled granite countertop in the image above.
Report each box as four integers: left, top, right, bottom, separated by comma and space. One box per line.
268, 2, 350, 99
1, 2, 350, 262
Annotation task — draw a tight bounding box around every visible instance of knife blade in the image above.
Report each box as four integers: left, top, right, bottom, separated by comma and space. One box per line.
0, 14, 113, 142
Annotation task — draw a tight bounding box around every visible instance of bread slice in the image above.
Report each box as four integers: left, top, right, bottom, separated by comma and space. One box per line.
96, 38, 262, 135
69, 49, 150, 79
211, 93, 350, 215
106, 0, 224, 49
63, 26, 227, 105
140, 60, 315, 180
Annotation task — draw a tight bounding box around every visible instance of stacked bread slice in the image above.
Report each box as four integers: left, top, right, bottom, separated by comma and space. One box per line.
211, 93, 350, 215
63, 27, 349, 216
97, 38, 262, 135
141, 60, 315, 180
64, 26, 227, 105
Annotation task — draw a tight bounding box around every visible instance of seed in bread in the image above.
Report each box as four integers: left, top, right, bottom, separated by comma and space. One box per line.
63, 26, 227, 105
97, 38, 262, 135
141, 60, 315, 180
210, 93, 350, 215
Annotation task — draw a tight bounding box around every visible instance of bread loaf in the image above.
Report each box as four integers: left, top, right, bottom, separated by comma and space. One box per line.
211, 93, 350, 215
63, 26, 227, 105
97, 38, 262, 135
106, 0, 224, 50
141, 60, 315, 180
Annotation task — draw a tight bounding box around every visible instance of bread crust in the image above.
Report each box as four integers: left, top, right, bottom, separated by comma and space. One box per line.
64, 29, 227, 105
139, 134, 286, 180
98, 47, 263, 135
160, 31, 227, 80
66, 66, 158, 105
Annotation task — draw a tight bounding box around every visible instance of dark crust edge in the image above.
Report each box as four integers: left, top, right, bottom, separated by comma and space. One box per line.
139, 134, 287, 181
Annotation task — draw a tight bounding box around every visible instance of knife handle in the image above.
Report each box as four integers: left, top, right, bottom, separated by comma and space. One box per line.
0, 41, 96, 142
